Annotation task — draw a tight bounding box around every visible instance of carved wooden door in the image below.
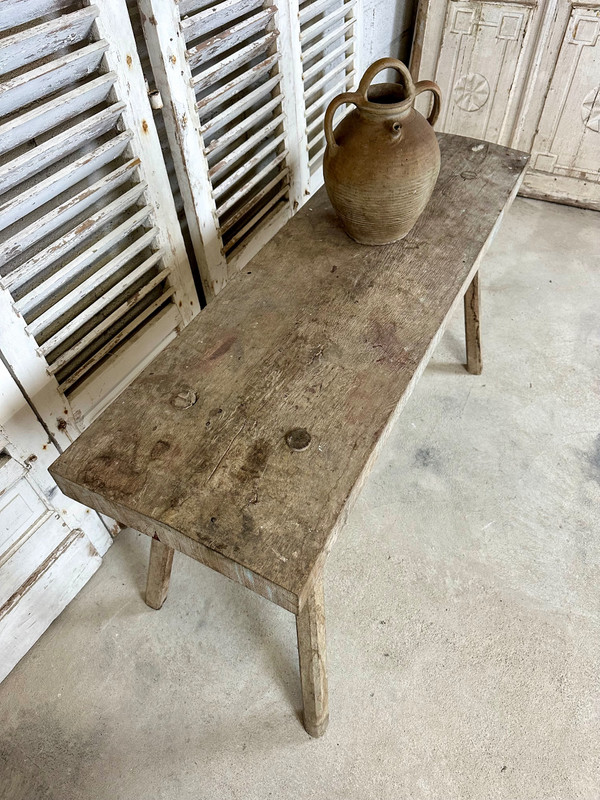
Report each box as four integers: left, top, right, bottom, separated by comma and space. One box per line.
411, 0, 600, 210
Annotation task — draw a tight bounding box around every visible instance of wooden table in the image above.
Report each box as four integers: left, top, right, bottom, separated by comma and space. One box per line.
50, 134, 529, 737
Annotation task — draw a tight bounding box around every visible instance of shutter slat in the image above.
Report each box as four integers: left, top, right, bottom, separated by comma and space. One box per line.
0, 131, 132, 234
0, 159, 140, 269
304, 54, 354, 101
204, 95, 280, 155
303, 39, 352, 82
213, 133, 285, 200
186, 7, 277, 70
0, 6, 99, 74
299, 0, 341, 25
197, 53, 280, 117
305, 70, 356, 121
39, 251, 166, 355
208, 114, 283, 178
191, 31, 277, 95
29, 227, 159, 339
57, 287, 175, 393
220, 167, 288, 234
0, 72, 117, 157
0, 40, 109, 118
0, 0, 77, 33
301, 18, 355, 64
222, 184, 288, 253
200, 73, 281, 135
217, 151, 287, 216
4, 183, 147, 292
16, 205, 152, 316
0, 102, 125, 196
300, 1, 356, 44
181, 0, 264, 43
48, 276, 172, 374
309, 144, 326, 168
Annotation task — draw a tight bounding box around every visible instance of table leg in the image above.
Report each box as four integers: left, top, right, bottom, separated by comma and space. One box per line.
145, 537, 174, 610
296, 576, 329, 737
464, 270, 482, 375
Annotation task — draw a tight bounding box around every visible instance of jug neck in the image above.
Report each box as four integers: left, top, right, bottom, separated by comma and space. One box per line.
355, 82, 414, 121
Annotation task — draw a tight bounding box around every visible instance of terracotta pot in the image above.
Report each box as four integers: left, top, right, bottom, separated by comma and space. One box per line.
323, 58, 442, 245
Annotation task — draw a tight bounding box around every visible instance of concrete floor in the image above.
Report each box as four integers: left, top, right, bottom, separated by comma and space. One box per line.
1, 197, 599, 800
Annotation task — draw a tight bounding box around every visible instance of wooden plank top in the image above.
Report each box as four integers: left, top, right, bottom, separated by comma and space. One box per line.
50, 134, 528, 609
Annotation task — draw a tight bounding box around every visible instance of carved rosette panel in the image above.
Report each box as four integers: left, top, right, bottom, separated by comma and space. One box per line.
434, 2, 532, 143
453, 73, 490, 111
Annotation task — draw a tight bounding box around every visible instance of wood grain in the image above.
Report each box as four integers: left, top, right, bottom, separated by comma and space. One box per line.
296, 578, 328, 737
145, 538, 174, 610
50, 134, 529, 609
464, 271, 482, 375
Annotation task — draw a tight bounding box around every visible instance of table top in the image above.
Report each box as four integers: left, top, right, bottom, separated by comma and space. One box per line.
51, 134, 528, 607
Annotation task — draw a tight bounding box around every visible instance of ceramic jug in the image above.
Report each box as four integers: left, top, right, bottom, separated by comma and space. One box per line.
323, 58, 442, 245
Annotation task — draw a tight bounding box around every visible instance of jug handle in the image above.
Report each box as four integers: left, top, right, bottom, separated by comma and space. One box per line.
356, 57, 416, 100
324, 92, 361, 152
414, 80, 442, 127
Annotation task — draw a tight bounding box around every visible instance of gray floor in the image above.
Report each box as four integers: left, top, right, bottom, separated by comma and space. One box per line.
2, 197, 599, 800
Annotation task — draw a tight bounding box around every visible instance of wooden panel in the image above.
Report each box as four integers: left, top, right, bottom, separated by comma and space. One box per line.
0, 527, 101, 683
522, 4, 600, 207
50, 134, 529, 608
422, 1, 536, 145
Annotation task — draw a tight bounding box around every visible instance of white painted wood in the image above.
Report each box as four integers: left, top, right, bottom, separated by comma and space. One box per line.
191, 32, 278, 94
197, 53, 280, 115
0, 362, 110, 682
0, 0, 208, 684
520, 2, 600, 207
0, 527, 101, 683
0, 133, 132, 234
28, 230, 160, 340
137, 0, 228, 299
58, 287, 176, 392
3, 185, 148, 294
0, 159, 141, 268
181, 0, 265, 42
0, 0, 77, 32
67, 304, 180, 424
0, 6, 99, 73
217, 152, 288, 215
0, 102, 126, 196
0, 72, 117, 156
0, 40, 109, 117
15, 206, 152, 317
205, 97, 283, 155
93, 0, 200, 325
411, 0, 600, 208
187, 7, 277, 69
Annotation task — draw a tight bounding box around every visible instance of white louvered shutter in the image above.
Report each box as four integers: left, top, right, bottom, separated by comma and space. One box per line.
137, 0, 361, 300
0, 0, 200, 434
297, 0, 361, 192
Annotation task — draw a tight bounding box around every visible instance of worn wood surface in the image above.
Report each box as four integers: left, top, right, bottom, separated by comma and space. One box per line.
51, 134, 528, 609
296, 578, 328, 737
145, 538, 174, 610
464, 271, 482, 375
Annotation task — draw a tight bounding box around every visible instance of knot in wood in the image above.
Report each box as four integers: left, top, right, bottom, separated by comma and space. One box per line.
285, 428, 311, 452
171, 390, 197, 409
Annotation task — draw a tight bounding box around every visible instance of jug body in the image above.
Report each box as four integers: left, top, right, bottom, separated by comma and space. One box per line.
323, 59, 442, 245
